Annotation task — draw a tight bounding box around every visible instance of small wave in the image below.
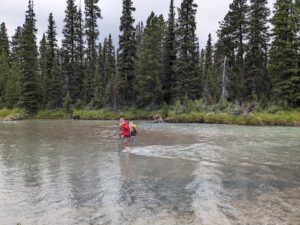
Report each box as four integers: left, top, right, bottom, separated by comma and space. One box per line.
129, 143, 223, 162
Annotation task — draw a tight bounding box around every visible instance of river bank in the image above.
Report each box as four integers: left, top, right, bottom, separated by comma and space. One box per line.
1, 108, 300, 126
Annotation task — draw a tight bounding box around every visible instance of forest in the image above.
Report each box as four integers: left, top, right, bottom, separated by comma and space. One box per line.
0, 0, 299, 116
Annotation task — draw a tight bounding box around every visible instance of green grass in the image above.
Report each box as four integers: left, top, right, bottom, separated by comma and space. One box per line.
166, 110, 300, 126
34, 109, 71, 119
0, 108, 26, 120
1, 107, 300, 126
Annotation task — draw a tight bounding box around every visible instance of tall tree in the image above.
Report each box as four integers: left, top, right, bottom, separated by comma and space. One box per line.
104, 34, 117, 109
39, 34, 47, 106
74, 5, 85, 105
84, 0, 102, 103
135, 13, 165, 108
45, 13, 62, 108
244, 0, 270, 101
162, 0, 177, 105
0, 53, 10, 107
203, 34, 215, 103
217, 0, 248, 101
0, 22, 10, 57
269, 0, 300, 106
62, 0, 78, 102
118, 0, 136, 106
19, 0, 39, 113
11, 26, 23, 66
175, 0, 199, 100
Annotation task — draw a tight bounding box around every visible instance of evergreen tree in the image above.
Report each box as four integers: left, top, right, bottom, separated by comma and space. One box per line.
74, 5, 85, 105
39, 34, 47, 106
62, 0, 78, 102
4, 62, 21, 108
217, 0, 248, 101
0, 22, 10, 57
135, 13, 165, 108
11, 26, 23, 66
104, 34, 117, 108
84, 0, 102, 103
203, 34, 215, 103
118, 0, 136, 106
175, 0, 199, 100
269, 0, 300, 106
19, 0, 39, 113
0, 53, 10, 107
162, 0, 177, 104
45, 13, 62, 108
244, 0, 270, 101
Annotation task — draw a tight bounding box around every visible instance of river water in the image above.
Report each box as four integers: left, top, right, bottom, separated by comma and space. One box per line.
0, 120, 300, 225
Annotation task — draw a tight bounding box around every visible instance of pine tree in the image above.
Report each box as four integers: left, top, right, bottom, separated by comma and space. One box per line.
135, 13, 165, 108
175, 0, 199, 100
203, 34, 214, 103
45, 13, 62, 108
84, 0, 102, 104
4, 62, 21, 108
11, 26, 23, 66
0, 53, 10, 107
118, 0, 136, 106
104, 34, 117, 109
162, 0, 177, 105
217, 0, 248, 101
20, 0, 39, 113
244, 0, 270, 101
0, 22, 10, 57
74, 5, 85, 105
39, 34, 47, 106
62, 0, 78, 102
269, 0, 300, 106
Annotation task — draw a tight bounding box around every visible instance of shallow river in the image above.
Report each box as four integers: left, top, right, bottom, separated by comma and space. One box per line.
0, 120, 300, 225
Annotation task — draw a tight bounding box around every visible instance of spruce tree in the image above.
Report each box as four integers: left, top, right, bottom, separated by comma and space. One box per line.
175, 0, 199, 100
0, 22, 10, 57
217, 0, 248, 101
4, 62, 21, 108
135, 13, 165, 108
105, 34, 117, 109
62, 0, 78, 102
20, 0, 39, 113
269, 0, 300, 106
45, 13, 62, 108
39, 34, 47, 106
244, 0, 270, 101
118, 0, 136, 106
203, 34, 214, 103
0, 53, 10, 107
74, 5, 85, 105
11, 26, 23, 66
84, 0, 102, 104
162, 0, 177, 105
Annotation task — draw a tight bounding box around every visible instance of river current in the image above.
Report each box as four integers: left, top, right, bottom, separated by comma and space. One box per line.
0, 120, 299, 225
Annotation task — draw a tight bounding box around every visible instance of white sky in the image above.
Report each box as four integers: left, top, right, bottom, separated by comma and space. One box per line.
0, 0, 276, 48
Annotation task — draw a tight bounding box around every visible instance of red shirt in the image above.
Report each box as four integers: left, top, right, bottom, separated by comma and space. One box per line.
120, 121, 131, 138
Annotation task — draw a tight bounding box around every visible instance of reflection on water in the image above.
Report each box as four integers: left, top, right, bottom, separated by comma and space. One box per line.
0, 120, 300, 225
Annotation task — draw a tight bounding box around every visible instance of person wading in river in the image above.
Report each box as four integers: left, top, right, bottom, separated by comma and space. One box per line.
119, 118, 131, 151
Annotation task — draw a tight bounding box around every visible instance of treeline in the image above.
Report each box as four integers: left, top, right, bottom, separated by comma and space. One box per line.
0, 0, 299, 114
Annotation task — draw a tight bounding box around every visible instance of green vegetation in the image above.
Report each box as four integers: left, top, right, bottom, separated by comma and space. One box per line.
0, 108, 26, 120
0, 0, 299, 116
1, 106, 299, 127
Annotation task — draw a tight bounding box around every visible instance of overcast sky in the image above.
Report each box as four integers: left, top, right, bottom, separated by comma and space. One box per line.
0, 0, 276, 48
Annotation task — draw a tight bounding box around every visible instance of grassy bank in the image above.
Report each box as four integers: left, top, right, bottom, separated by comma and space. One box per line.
1, 108, 300, 126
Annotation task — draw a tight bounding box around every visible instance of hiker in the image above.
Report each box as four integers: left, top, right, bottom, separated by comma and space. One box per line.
119, 118, 131, 147
129, 121, 137, 142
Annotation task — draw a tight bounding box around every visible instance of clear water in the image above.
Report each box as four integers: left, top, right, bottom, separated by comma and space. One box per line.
0, 120, 300, 225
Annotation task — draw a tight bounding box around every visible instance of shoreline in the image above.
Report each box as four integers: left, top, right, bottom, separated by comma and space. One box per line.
1, 108, 300, 127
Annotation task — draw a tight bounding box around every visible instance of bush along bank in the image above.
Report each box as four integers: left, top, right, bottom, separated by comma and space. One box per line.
1, 108, 300, 126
